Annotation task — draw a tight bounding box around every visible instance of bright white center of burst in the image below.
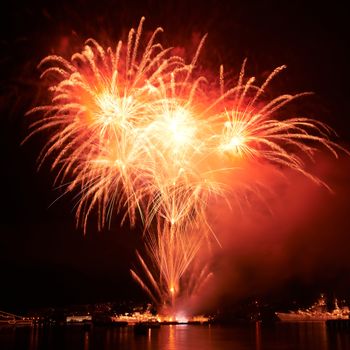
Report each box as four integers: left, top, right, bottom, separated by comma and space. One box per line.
228, 135, 245, 149
220, 120, 248, 155
220, 134, 245, 154
166, 107, 196, 149
96, 92, 133, 125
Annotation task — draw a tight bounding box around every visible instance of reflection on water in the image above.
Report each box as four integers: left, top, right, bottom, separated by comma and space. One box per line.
1, 322, 350, 350
83, 330, 89, 350
255, 321, 261, 350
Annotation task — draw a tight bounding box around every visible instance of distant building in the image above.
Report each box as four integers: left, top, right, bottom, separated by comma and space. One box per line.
66, 315, 92, 323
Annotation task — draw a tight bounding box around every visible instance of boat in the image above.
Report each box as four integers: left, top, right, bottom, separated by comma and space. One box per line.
276, 295, 350, 322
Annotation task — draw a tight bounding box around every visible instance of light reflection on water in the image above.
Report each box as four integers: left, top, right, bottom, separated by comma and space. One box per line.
1, 322, 350, 350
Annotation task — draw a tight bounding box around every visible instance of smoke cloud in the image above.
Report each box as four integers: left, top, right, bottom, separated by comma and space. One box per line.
195, 151, 350, 311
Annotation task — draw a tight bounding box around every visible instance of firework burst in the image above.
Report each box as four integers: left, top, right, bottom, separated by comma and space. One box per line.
26, 18, 346, 314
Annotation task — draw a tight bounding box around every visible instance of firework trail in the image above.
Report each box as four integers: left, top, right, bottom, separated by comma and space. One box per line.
26, 18, 346, 313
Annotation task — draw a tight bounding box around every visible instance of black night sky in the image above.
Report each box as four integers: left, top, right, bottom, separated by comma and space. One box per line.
1, 0, 349, 314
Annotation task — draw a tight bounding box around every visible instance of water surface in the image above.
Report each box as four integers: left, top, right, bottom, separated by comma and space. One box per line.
1, 322, 350, 350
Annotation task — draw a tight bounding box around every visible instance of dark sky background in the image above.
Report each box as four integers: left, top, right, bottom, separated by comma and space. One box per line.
0, 0, 349, 314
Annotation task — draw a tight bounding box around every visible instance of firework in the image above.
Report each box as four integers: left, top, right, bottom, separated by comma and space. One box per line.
25, 17, 186, 231
26, 18, 346, 314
